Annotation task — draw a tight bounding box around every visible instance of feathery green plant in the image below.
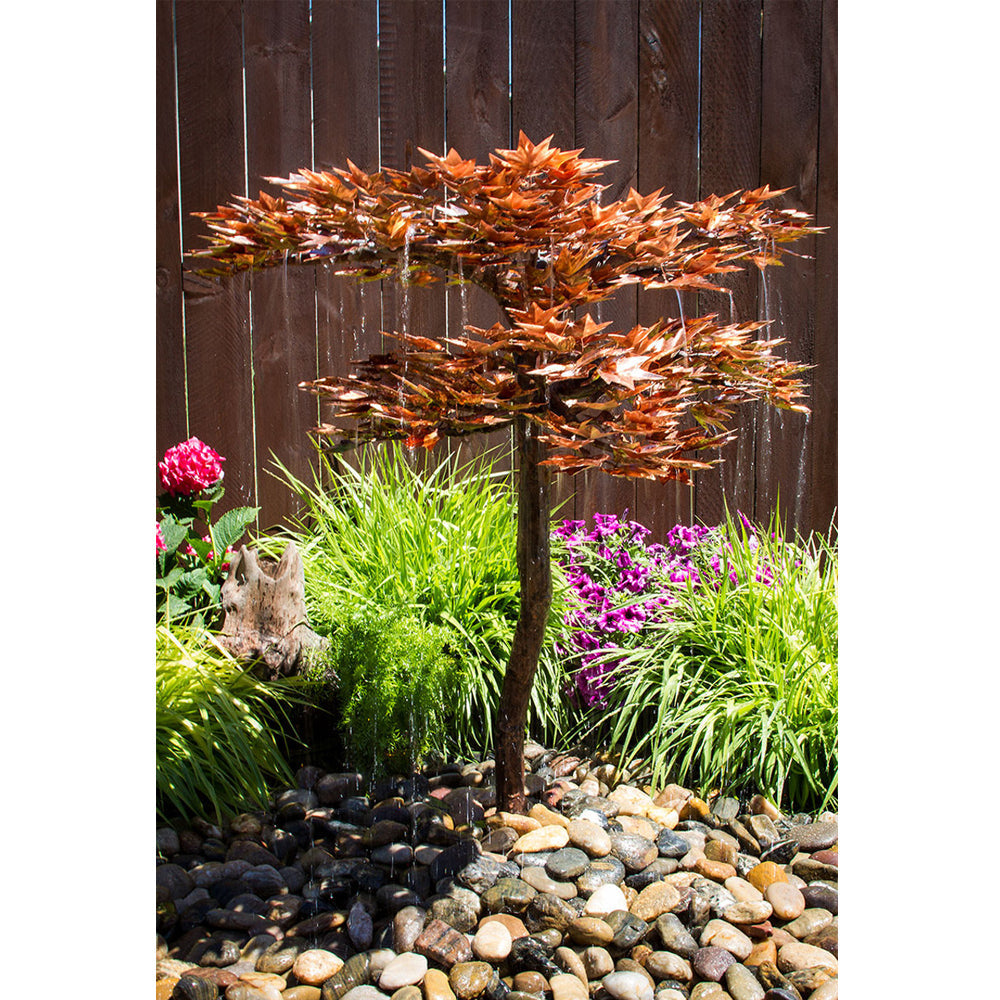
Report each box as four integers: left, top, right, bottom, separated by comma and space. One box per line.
256, 443, 572, 755
602, 508, 838, 813
156, 624, 303, 823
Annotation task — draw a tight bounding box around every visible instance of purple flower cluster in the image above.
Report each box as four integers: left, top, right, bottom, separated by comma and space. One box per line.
554, 511, 788, 710
553, 513, 715, 709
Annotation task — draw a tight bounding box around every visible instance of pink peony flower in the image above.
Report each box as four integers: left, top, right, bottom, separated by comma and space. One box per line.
156, 522, 166, 556
158, 437, 225, 496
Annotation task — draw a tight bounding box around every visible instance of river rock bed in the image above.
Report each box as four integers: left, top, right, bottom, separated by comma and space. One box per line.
156, 746, 838, 1000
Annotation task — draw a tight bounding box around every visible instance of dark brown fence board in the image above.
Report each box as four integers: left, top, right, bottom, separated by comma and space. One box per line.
574, 0, 640, 526
695, 0, 763, 529
175, 0, 256, 514
311, 0, 383, 490
378, 0, 448, 468
512, 0, 576, 149
511, 0, 578, 518
635, 0, 700, 540
156, 0, 188, 472
444, 0, 514, 480
757, 0, 822, 532
809, 0, 837, 537
243, 0, 317, 531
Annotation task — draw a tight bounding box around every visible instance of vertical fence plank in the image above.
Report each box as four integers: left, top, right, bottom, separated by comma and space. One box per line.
311, 0, 383, 489
696, 0, 762, 530
574, 0, 640, 528
156, 0, 188, 472
176, 0, 256, 515
445, 0, 514, 481
378, 0, 448, 466
635, 0, 700, 540
757, 0, 822, 534
811, 0, 837, 536
243, 0, 317, 531
511, 0, 578, 520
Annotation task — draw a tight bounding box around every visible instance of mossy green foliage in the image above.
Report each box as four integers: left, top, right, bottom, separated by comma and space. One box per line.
156, 624, 304, 823
320, 606, 455, 775
600, 507, 838, 813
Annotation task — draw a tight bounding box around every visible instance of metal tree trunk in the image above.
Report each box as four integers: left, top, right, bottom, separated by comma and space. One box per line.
494, 414, 552, 813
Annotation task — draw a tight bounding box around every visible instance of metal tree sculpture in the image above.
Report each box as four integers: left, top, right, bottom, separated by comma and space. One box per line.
189, 133, 818, 813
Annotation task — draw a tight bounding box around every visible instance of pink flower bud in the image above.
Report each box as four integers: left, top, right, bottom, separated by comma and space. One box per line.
156, 522, 166, 555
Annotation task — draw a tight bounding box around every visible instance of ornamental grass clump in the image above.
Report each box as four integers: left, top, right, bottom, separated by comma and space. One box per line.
601, 507, 838, 813
256, 443, 573, 756
155, 624, 304, 824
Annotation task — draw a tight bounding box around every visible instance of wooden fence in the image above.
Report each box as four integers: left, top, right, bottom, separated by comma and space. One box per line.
157, 0, 837, 542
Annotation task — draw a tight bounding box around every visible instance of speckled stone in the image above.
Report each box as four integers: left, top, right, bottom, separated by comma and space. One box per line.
691, 947, 736, 983
786, 822, 837, 852
699, 919, 753, 961
722, 963, 765, 1000
449, 961, 497, 1000
525, 892, 577, 934
482, 878, 537, 915
630, 881, 681, 921
577, 859, 627, 897
655, 913, 700, 959
611, 834, 659, 873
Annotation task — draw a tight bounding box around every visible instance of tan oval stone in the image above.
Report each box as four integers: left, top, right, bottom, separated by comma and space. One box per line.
745, 939, 777, 967
472, 920, 513, 962
699, 918, 752, 960
285, 988, 323, 1000
555, 946, 588, 984
239, 972, 288, 991
808, 979, 839, 1000
678, 797, 710, 822
630, 882, 682, 922
679, 847, 705, 871
748, 795, 781, 820
513, 971, 548, 994
570, 916, 614, 947
550, 973, 589, 1000
643, 950, 693, 982
783, 908, 832, 939
703, 840, 738, 866
530, 803, 570, 828
776, 941, 838, 975
693, 857, 737, 881
567, 819, 613, 858
380, 953, 429, 991
764, 881, 805, 920
582, 946, 615, 980
646, 806, 679, 829
617, 815, 659, 840
424, 968, 457, 1000
608, 785, 656, 817
478, 913, 529, 939
746, 862, 788, 893
721, 900, 772, 925
724, 877, 763, 903
490, 812, 541, 835
688, 984, 726, 1000
512, 825, 570, 854
293, 950, 345, 986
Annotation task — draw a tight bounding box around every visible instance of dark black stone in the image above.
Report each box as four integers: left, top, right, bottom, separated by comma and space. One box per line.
576, 857, 626, 896
545, 848, 591, 880
370, 804, 413, 827
508, 936, 562, 979
200, 839, 228, 862
624, 858, 678, 890
208, 878, 250, 907
604, 909, 650, 952
172, 975, 218, 1000
755, 961, 802, 999
761, 839, 799, 866
655, 828, 691, 859
429, 838, 481, 883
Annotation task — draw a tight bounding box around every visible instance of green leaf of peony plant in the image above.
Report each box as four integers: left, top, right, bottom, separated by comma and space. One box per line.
156, 437, 258, 627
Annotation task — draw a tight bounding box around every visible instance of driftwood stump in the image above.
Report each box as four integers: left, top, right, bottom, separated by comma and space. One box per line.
218, 542, 328, 678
